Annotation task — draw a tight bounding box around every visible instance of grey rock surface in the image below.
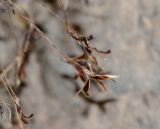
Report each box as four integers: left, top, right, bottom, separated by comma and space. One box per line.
0, 0, 160, 129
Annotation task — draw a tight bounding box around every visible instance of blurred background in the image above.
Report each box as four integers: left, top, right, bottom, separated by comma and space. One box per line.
0, 0, 160, 129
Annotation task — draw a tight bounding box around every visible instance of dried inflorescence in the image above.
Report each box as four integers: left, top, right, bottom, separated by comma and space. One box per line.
61, 29, 117, 110
52, 0, 118, 98
64, 17, 118, 97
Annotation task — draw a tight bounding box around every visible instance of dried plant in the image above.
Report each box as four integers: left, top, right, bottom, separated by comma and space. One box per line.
0, 0, 118, 128
16, 24, 36, 88
0, 66, 33, 129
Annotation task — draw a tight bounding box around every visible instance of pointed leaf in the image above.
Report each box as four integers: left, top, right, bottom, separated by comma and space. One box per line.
93, 74, 119, 80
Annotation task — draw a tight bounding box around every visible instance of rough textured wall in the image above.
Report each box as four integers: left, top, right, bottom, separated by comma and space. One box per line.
0, 0, 160, 129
